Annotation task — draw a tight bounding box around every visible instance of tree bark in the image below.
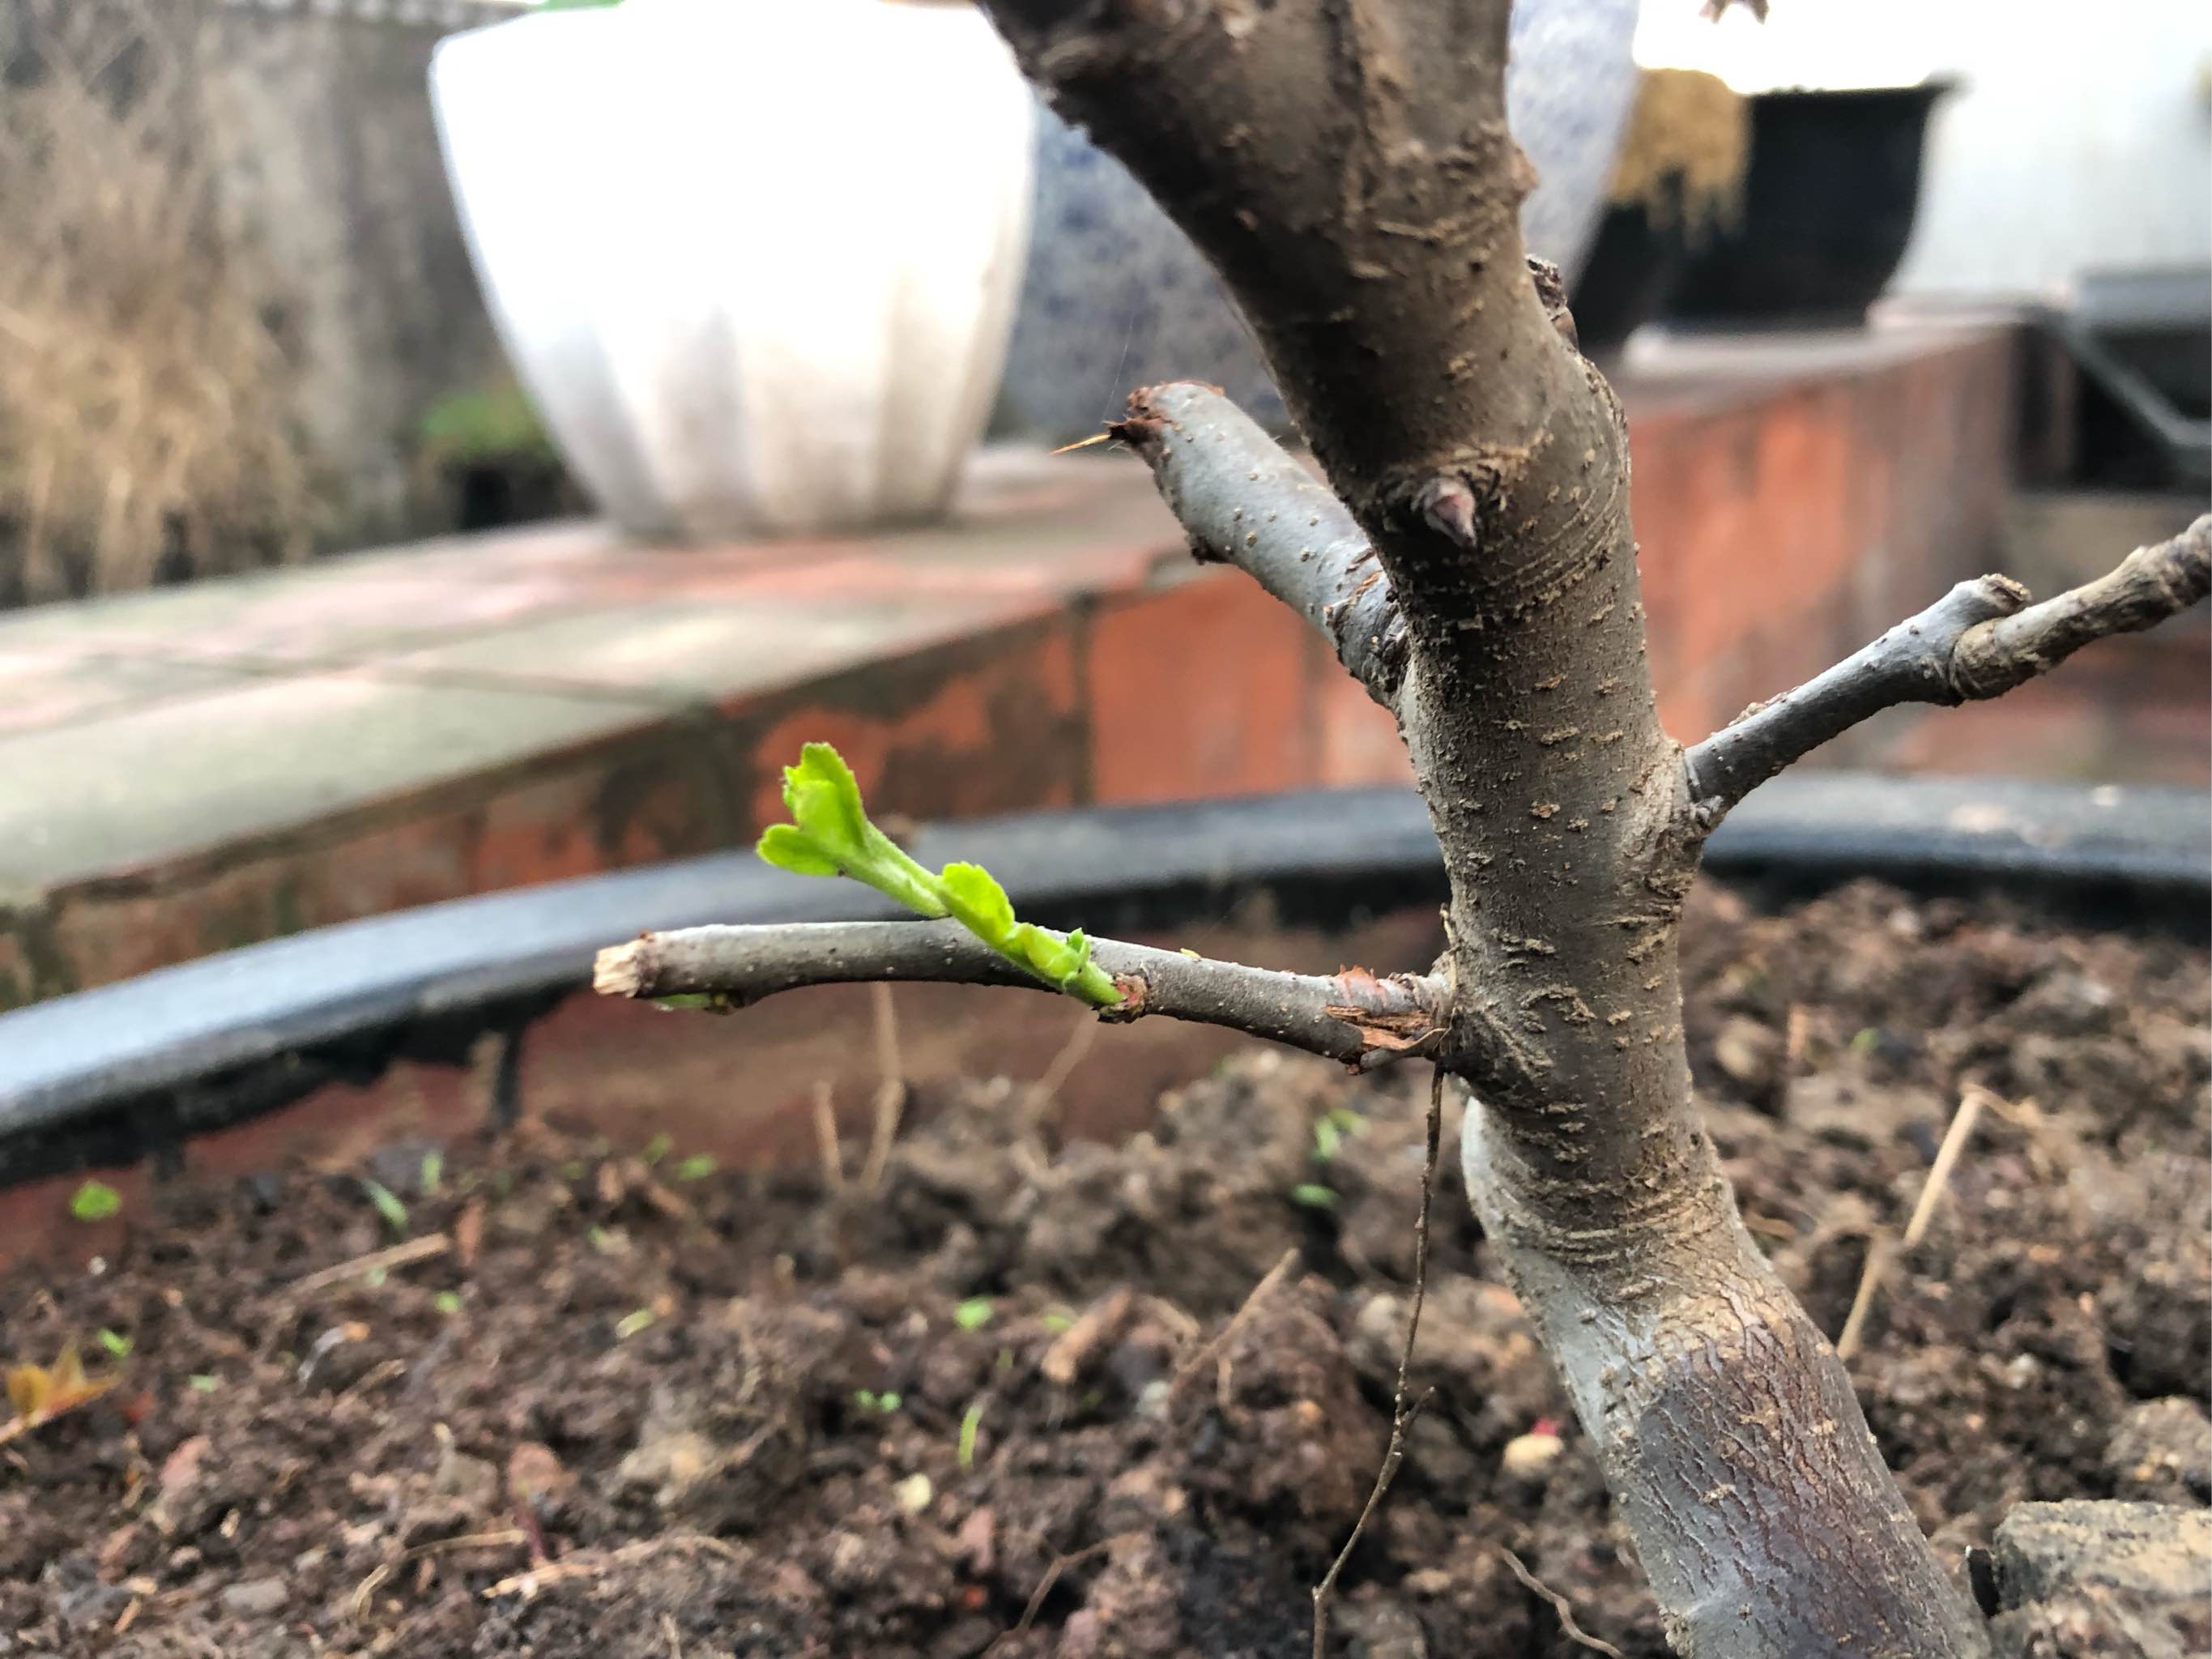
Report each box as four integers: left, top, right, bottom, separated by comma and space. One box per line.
977, 2, 1997, 1653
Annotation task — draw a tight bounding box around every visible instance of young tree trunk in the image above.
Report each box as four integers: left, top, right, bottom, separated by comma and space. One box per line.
603, 1, 2210, 1650
969, 3, 2085, 1653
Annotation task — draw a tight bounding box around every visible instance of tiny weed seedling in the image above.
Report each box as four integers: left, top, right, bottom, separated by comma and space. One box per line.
420, 1150, 445, 1196
953, 1297, 995, 1332
958, 1400, 986, 1470
96, 1328, 132, 1359
641, 1132, 673, 1166
757, 744, 1121, 1008
360, 1179, 411, 1235
434, 1291, 463, 1316
188, 1374, 219, 1393
1291, 1183, 1340, 1210
673, 1154, 716, 1183
69, 1181, 121, 1222
614, 1308, 656, 1341
853, 1389, 902, 1414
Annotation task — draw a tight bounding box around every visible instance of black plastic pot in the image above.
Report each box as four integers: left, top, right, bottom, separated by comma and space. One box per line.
1664, 82, 1954, 330
0, 772, 2203, 1190
1569, 197, 1697, 359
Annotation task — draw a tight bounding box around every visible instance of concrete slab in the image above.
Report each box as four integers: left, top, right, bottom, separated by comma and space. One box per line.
0, 668, 670, 893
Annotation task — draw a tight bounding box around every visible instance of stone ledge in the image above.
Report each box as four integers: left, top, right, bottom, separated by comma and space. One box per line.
6, 321, 2172, 1006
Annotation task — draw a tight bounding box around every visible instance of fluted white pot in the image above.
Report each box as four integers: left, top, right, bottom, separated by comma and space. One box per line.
430, 0, 1034, 539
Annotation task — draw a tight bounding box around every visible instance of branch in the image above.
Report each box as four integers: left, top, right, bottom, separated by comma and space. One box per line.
595, 921, 1448, 1072
1686, 514, 2212, 812
1111, 382, 1405, 706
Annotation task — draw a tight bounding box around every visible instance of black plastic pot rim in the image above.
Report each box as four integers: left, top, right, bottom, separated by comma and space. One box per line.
0, 771, 2203, 1186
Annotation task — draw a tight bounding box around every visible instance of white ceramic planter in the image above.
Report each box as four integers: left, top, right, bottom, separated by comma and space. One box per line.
430, 0, 1034, 539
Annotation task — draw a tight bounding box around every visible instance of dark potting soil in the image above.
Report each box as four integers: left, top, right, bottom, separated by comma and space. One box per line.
0, 881, 2206, 1658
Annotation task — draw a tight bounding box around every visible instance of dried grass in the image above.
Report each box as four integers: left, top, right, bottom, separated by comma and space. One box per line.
0, 0, 319, 604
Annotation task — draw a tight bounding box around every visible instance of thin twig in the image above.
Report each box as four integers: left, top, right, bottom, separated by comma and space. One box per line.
1027, 1009, 1100, 1127
1834, 1233, 1893, 1364
1836, 1084, 1993, 1361
1904, 1085, 1990, 1249
1166, 1246, 1301, 1409
812, 1079, 846, 1195
1498, 1546, 1626, 1657
861, 983, 907, 1195
1311, 1066, 1444, 1659
289, 1232, 451, 1294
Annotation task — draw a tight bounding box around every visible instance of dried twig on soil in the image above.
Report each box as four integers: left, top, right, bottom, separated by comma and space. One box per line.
1041, 1287, 1136, 1388
1836, 1084, 1995, 1362
1311, 1068, 1443, 1659
1166, 1246, 1301, 1410
1027, 1008, 1099, 1127
289, 1233, 451, 1294
1498, 1547, 1626, 1657
861, 984, 906, 1194
812, 1079, 846, 1195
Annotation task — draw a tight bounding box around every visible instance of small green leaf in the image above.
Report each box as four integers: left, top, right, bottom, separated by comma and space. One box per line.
1325, 1107, 1368, 1137
420, 1150, 444, 1196
1312, 1116, 1344, 1162
1041, 1308, 1076, 1333
877, 1391, 902, 1412
673, 1154, 716, 1183
940, 862, 1016, 944
188, 1374, 219, 1393
96, 1328, 132, 1359
614, 1307, 656, 1340
360, 1179, 410, 1235
958, 1400, 985, 1470
641, 1132, 673, 1166
365, 1266, 388, 1288
953, 1297, 995, 1332
1290, 1183, 1340, 1210
1850, 1027, 1879, 1054
755, 823, 844, 878
70, 1181, 121, 1222
434, 1291, 463, 1316
854, 1389, 879, 1410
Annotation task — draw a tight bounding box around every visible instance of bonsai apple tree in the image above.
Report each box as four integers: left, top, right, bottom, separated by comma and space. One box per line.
595, 1, 2211, 1652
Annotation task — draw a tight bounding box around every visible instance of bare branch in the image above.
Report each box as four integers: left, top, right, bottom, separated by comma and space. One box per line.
595, 921, 1448, 1072
1686, 514, 2211, 813
1111, 382, 1406, 706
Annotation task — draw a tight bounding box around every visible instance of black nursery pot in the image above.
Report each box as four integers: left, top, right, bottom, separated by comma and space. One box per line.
1664, 81, 1954, 330
1570, 194, 1697, 360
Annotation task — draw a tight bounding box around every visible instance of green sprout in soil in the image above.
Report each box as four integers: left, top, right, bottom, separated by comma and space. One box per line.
953, 1297, 995, 1332
434, 1291, 463, 1316
1291, 1183, 1340, 1210
188, 1375, 219, 1393
641, 1132, 673, 1166
757, 744, 1121, 1009
673, 1154, 716, 1183
96, 1329, 131, 1360
853, 1389, 902, 1414
958, 1400, 986, 1470
1040, 1308, 1076, 1333
614, 1308, 656, 1341
360, 1179, 410, 1235
69, 1181, 121, 1222
420, 1150, 445, 1196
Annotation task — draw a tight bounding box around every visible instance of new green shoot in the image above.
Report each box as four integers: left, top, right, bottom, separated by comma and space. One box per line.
756, 743, 1121, 1008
